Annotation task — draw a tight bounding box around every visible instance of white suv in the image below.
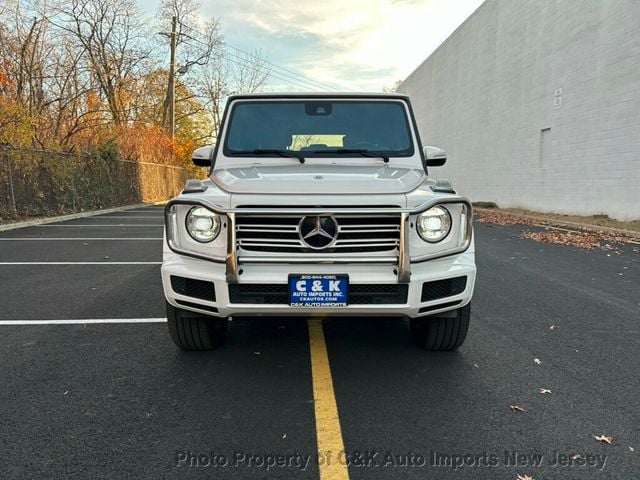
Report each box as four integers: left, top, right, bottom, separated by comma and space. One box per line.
162, 93, 475, 350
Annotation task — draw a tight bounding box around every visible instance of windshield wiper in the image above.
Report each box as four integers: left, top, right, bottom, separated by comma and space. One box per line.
312, 148, 390, 163
242, 149, 305, 164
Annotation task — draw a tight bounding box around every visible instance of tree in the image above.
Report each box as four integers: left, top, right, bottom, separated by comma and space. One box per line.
0, 0, 268, 154
136, 68, 212, 142
53, 0, 152, 126
157, 0, 221, 131
199, 48, 270, 141
0, 1, 87, 147
156, 0, 270, 142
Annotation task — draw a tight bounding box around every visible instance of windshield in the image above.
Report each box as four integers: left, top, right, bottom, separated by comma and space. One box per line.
223, 100, 414, 158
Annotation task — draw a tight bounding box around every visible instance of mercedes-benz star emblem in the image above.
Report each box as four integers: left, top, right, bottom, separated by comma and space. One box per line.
298, 216, 339, 250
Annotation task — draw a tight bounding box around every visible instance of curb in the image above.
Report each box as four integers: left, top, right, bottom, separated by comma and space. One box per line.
475, 208, 640, 239
0, 203, 162, 232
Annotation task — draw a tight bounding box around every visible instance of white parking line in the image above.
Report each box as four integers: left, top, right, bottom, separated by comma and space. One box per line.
0, 238, 163, 241
0, 318, 167, 325
0, 262, 161, 265
93, 216, 163, 219
37, 224, 164, 227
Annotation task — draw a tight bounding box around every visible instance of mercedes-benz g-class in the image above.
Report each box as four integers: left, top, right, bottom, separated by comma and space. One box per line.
162, 93, 475, 350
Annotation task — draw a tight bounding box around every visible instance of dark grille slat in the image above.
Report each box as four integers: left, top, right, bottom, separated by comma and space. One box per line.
349, 284, 409, 305
337, 232, 398, 240
228, 284, 289, 304
237, 217, 300, 226
335, 216, 400, 224
234, 246, 399, 253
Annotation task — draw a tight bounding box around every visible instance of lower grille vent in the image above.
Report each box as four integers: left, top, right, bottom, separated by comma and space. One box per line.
171, 276, 216, 302
421, 276, 467, 302
229, 284, 408, 305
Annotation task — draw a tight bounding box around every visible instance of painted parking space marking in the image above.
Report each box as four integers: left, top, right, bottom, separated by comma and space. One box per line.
308, 318, 350, 480
0, 261, 161, 265
126, 209, 165, 212
92, 216, 163, 219
95, 219, 164, 222
0, 318, 167, 325
0, 238, 163, 241
36, 224, 164, 227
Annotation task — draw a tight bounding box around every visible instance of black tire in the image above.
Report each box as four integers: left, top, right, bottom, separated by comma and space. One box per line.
409, 303, 470, 351
166, 302, 228, 350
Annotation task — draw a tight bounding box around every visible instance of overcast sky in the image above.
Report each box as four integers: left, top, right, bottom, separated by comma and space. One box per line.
137, 0, 485, 92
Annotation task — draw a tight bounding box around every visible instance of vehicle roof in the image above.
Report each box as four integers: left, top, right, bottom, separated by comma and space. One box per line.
227, 92, 410, 102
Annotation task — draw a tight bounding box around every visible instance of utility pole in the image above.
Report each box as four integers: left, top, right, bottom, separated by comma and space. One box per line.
160, 16, 178, 139
168, 15, 177, 139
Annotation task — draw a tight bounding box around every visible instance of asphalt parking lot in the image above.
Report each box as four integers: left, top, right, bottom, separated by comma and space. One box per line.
0, 205, 638, 479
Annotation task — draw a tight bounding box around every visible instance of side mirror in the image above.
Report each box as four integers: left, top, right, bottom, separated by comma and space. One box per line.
191, 145, 214, 167
424, 145, 446, 167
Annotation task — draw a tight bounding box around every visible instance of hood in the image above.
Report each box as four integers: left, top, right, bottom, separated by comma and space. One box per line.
210, 164, 426, 195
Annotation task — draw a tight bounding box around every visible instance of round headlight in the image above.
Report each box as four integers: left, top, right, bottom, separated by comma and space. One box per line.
186, 207, 221, 243
417, 206, 452, 243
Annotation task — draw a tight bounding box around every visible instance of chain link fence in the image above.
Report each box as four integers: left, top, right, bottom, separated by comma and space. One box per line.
0, 146, 190, 224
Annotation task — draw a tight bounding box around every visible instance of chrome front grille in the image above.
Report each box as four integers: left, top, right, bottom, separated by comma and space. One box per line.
235, 214, 401, 255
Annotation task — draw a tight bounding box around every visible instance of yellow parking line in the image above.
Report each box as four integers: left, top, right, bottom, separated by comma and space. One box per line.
308, 319, 350, 480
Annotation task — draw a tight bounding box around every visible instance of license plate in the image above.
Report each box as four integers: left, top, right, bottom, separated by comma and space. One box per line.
289, 274, 348, 307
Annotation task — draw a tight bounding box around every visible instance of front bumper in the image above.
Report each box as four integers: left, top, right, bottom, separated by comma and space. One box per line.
161, 251, 476, 319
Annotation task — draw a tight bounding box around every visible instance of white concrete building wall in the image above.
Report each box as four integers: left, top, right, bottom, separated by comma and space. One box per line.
399, 0, 640, 220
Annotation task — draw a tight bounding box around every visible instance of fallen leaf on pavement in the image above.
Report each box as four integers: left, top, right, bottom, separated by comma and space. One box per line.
629, 446, 634, 453
510, 405, 527, 413
593, 435, 614, 445
475, 210, 525, 226
549, 325, 559, 330
520, 230, 601, 250
475, 210, 638, 251
534, 358, 542, 365
571, 453, 582, 460
539, 388, 552, 394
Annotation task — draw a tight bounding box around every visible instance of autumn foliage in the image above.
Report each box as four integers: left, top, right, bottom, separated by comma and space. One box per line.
0, 0, 271, 221
0, 0, 212, 169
